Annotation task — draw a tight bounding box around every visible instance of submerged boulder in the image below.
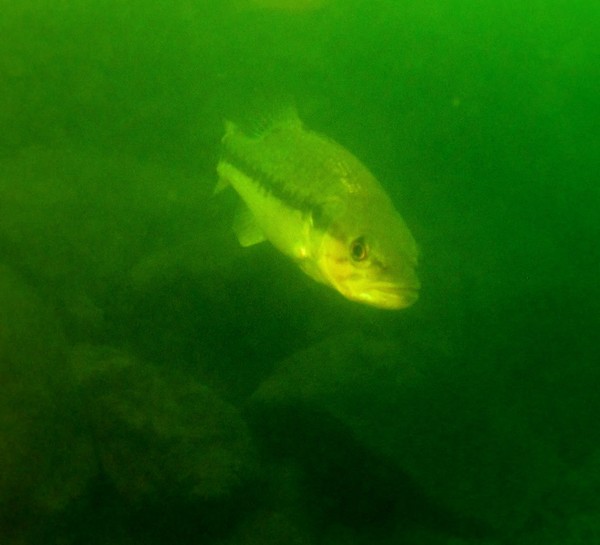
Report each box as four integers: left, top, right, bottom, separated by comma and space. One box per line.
224, 510, 311, 545
0, 265, 96, 530
252, 331, 562, 535
72, 345, 258, 504
0, 145, 209, 337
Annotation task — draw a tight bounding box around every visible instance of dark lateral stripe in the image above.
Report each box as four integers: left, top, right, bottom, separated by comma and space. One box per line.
220, 145, 331, 229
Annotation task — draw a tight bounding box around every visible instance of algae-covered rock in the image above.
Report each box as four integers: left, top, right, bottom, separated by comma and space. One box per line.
72, 345, 257, 503
252, 332, 562, 534
0, 265, 96, 527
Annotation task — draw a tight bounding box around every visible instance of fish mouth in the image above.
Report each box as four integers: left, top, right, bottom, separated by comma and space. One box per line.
380, 288, 419, 309
362, 284, 420, 310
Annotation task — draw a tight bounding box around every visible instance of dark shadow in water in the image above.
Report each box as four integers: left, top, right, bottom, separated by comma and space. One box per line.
248, 403, 494, 542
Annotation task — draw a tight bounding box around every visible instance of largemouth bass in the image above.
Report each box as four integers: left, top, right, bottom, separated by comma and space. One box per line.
217, 109, 420, 309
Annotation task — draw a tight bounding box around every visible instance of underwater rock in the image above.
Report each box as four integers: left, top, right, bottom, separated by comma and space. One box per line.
128, 231, 242, 293
517, 512, 600, 545
0, 146, 209, 337
514, 448, 600, 545
225, 510, 311, 545
0, 264, 96, 529
72, 345, 258, 504
252, 332, 562, 535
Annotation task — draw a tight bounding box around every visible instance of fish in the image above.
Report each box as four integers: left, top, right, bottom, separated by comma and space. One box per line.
216, 108, 420, 310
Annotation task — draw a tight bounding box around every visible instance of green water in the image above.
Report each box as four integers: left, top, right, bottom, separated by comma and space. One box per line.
1, 1, 599, 543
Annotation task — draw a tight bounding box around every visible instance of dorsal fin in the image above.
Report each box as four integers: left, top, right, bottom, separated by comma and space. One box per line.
230, 97, 301, 138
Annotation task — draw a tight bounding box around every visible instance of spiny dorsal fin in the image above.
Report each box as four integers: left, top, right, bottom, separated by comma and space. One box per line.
230, 98, 302, 138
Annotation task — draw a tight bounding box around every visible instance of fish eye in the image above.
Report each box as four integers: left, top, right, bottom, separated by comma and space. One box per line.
350, 237, 368, 262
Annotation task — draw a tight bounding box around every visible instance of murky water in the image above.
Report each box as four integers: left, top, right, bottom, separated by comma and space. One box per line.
1, 1, 599, 543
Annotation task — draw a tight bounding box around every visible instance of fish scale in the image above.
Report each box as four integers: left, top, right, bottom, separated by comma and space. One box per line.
221, 141, 318, 216
222, 121, 372, 205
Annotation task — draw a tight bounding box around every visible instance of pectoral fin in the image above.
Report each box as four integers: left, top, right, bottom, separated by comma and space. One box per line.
213, 177, 230, 195
233, 205, 267, 247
